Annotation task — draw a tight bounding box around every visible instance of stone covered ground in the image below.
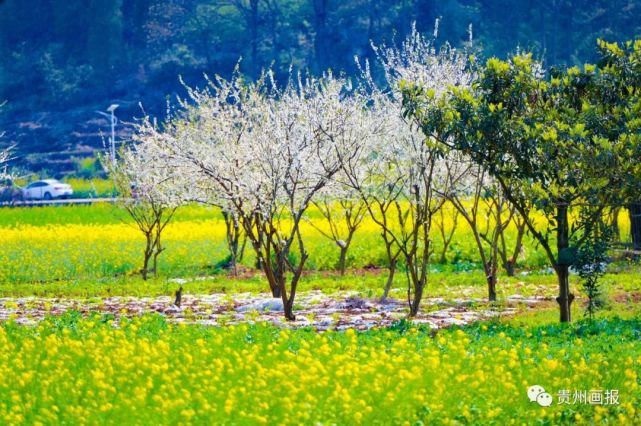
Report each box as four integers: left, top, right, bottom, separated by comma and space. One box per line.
0, 288, 551, 330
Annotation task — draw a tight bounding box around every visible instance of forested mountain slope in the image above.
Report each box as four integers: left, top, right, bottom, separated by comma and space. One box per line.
1, 0, 640, 173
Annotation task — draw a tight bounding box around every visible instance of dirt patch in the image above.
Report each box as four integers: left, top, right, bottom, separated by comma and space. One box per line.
612, 291, 641, 304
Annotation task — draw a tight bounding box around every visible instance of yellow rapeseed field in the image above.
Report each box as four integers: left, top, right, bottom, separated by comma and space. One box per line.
0, 315, 638, 425
0, 202, 577, 282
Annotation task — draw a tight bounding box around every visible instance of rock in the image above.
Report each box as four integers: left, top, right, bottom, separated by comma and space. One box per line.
315, 317, 334, 327
337, 296, 371, 310
236, 299, 284, 312
164, 304, 183, 314
296, 316, 312, 326
359, 321, 377, 329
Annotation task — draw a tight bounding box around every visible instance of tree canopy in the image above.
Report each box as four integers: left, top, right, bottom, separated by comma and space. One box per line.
403, 40, 641, 321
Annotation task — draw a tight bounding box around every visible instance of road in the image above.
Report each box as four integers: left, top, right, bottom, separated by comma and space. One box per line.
0, 198, 118, 208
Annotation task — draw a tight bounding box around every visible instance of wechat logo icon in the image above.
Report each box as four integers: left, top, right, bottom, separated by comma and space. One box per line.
528, 385, 553, 407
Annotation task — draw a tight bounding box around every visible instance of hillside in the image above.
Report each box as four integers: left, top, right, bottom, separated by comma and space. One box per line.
1, 0, 640, 174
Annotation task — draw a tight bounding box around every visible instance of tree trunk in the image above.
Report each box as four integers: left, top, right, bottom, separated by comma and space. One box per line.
380, 259, 397, 302
152, 252, 159, 277
556, 204, 574, 323
505, 259, 516, 277
486, 269, 497, 302
408, 283, 423, 317
141, 236, 153, 281
223, 211, 243, 276
556, 264, 573, 322
337, 245, 348, 276
629, 203, 641, 250
283, 296, 295, 321
504, 219, 525, 276
228, 235, 238, 276
152, 245, 162, 277
141, 256, 149, 281
261, 257, 282, 298
280, 248, 308, 321
267, 268, 282, 298
485, 252, 499, 301
229, 257, 237, 277
174, 286, 183, 307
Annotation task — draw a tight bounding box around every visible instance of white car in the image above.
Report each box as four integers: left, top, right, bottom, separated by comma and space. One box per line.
23, 179, 73, 200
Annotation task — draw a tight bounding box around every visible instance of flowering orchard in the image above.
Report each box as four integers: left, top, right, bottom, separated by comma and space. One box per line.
112, 32, 641, 323
404, 41, 641, 323
116, 27, 535, 321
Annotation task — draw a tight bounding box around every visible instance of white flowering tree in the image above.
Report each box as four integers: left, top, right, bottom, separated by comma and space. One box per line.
0, 148, 9, 180
343, 23, 473, 314
441, 163, 521, 301
0, 118, 16, 202
106, 136, 186, 280
170, 75, 258, 276
344, 98, 464, 315
340, 136, 403, 302
0, 105, 11, 181
306, 181, 368, 276
389, 25, 529, 299
143, 71, 378, 320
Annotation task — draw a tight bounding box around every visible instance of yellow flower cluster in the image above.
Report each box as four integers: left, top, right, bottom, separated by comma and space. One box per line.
0, 316, 637, 425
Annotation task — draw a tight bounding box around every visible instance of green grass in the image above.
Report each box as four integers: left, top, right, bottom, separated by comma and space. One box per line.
63, 178, 116, 198
0, 203, 219, 227
0, 268, 567, 298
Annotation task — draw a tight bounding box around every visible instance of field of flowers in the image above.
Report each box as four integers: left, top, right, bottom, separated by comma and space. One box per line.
0, 313, 638, 425
0, 199, 639, 425
0, 202, 562, 284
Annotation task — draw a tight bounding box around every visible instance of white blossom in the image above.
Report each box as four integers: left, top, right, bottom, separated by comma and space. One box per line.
345, 23, 474, 313
133, 68, 382, 318
0, 107, 11, 181
370, 22, 473, 102
0, 148, 10, 181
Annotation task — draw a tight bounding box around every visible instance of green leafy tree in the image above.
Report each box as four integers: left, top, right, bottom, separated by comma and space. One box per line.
594, 40, 641, 249
572, 207, 612, 319
404, 52, 627, 322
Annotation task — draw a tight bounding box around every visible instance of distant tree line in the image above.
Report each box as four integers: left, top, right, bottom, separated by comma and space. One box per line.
0, 0, 640, 160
